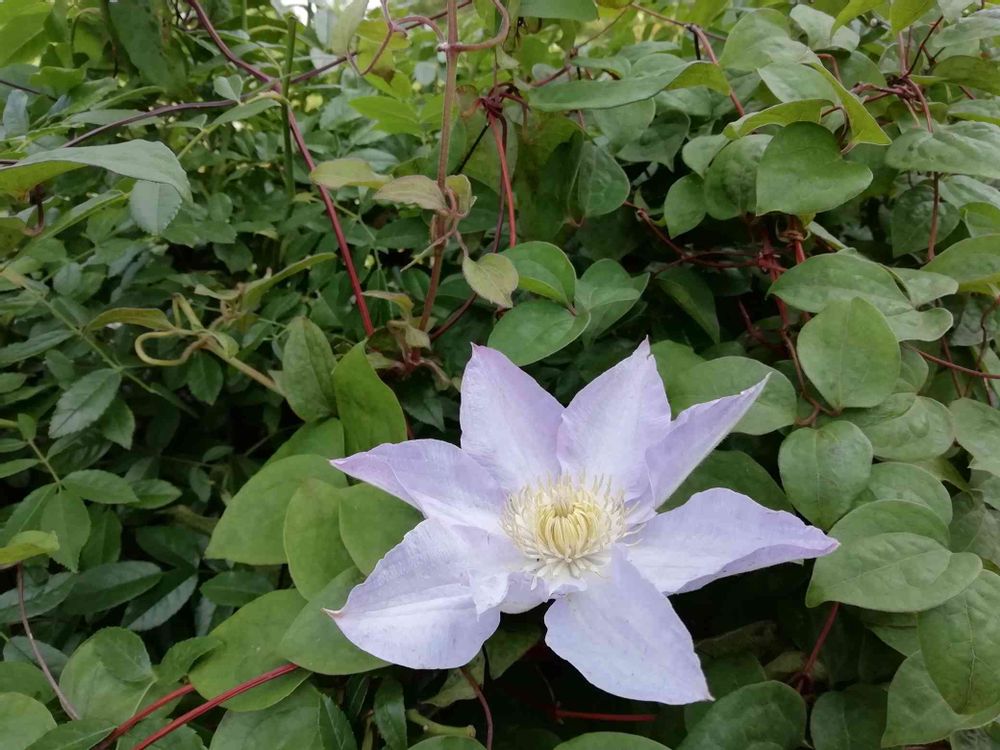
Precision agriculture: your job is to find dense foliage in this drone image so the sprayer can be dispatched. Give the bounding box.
[3,0,1000,747]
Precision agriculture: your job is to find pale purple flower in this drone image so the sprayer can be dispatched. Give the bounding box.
[327,341,837,704]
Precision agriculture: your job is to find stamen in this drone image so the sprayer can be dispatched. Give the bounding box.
[500,474,627,580]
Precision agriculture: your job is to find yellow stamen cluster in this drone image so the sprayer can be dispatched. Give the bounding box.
[501,474,627,580]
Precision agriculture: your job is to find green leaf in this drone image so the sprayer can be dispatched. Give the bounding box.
[924,234,1000,294]
[770,252,912,315]
[665,449,790,512]
[59,629,156,722]
[0,141,190,200]
[810,685,887,750]
[210,685,339,750]
[87,307,174,332]
[724,100,826,139]
[62,561,162,615]
[374,176,447,212]
[462,254,519,308]
[190,590,309,712]
[279,567,386,675]
[576,143,629,217]
[719,9,817,72]
[0,330,74,367]
[129,180,181,235]
[39,490,89,571]
[487,300,590,366]
[374,678,407,750]
[0,531,59,565]
[865,462,953,523]
[158,636,222,683]
[501,241,576,306]
[778,421,873,530]
[808,64,891,146]
[952,398,1000,475]
[919,571,1000,714]
[529,58,728,112]
[704,135,770,220]
[756,123,873,216]
[671,357,797,435]
[485,621,541,679]
[0,662,53,704]
[678,681,805,750]
[0,572,74,625]
[574,259,646,342]
[807,532,981,612]
[657,267,720,342]
[891,0,935,32]
[93,627,152,683]
[338,484,421,575]
[831,500,950,547]
[107,0,186,91]
[269,418,346,464]
[324,0,368,55]
[62,470,138,504]
[0,693,55,750]
[556,735,669,750]
[48,369,121,438]
[283,480,354,599]
[846,393,955,462]
[520,0,598,20]
[884,653,1000,746]
[22,719,115,750]
[310,158,389,190]
[797,297,900,409]
[663,174,706,237]
[206,455,347,565]
[201,572,273,608]
[888,123,1000,181]
[333,343,407,455]
[282,317,337,422]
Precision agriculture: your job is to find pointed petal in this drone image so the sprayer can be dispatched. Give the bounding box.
[627,487,839,594]
[544,551,709,705]
[329,520,504,669]
[557,340,671,503]
[332,439,505,533]
[460,345,563,493]
[647,378,767,507]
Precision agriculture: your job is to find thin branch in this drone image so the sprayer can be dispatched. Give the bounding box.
[904,16,944,76]
[490,118,516,248]
[131,664,299,750]
[905,344,1000,380]
[95,684,197,750]
[17,565,80,720]
[0,78,53,99]
[461,668,494,750]
[186,0,270,82]
[795,602,840,691]
[927,173,940,261]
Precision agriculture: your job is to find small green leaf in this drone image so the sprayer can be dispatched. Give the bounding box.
[374,678,407,750]
[924,234,1000,293]
[756,123,873,216]
[462,254,518,308]
[657,267,720,342]
[501,241,576,306]
[338,484,421,576]
[62,470,138,505]
[0,692,55,750]
[129,180,182,235]
[48,369,121,439]
[487,300,590,366]
[283,480,354,599]
[663,174,706,237]
[333,343,407,455]
[282,317,338,422]
[189,589,309,712]
[576,142,630,217]
[0,531,59,565]
[797,297,900,409]
[310,158,389,190]
[374,176,447,212]
[779,421,873,530]
[678,681,805,750]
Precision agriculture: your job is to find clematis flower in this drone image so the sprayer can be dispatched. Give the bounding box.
[327,342,837,704]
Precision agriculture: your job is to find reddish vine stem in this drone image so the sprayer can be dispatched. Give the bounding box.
[183,0,374,337]
[0,77,53,98]
[686,25,744,116]
[130,664,300,750]
[461,668,494,750]
[95,684,197,749]
[552,709,657,723]
[905,344,1000,380]
[287,115,374,336]
[796,602,840,691]
[64,99,241,147]
[490,117,517,248]
[903,16,943,76]
[16,565,80,720]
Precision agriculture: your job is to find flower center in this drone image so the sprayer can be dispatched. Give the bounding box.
[500,474,627,580]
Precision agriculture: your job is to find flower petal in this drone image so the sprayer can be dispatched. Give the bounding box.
[544,551,709,705]
[460,345,563,493]
[329,520,504,669]
[627,487,839,595]
[557,340,671,503]
[332,439,505,533]
[647,379,767,507]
